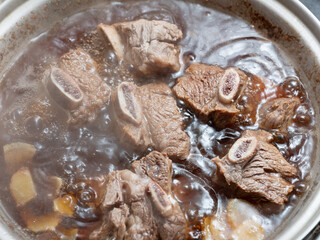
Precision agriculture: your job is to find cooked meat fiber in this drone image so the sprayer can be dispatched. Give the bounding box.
[90,170,157,240]
[173,63,267,129]
[98,19,182,76]
[113,81,190,160]
[132,151,172,193]
[90,152,187,240]
[212,130,297,205]
[140,83,190,159]
[133,152,186,240]
[259,97,300,131]
[113,82,151,149]
[48,49,111,125]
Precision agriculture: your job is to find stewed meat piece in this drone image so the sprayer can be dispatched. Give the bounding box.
[173,63,267,129]
[98,19,183,76]
[47,49,111,125]
[132,151,172,193]
[140,83,190,159]
[133,152,186,240]
[259,97,300,131]
[90,152,187,240]
[90,170,157,240]
[212,130,297,205]
[112,82,190,160]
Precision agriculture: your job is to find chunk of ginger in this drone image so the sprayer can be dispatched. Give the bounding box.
[4,142,36,174]
[232,219,264,240]
[25,212,60,232]
[204,199,265,240]
[10,167,36,206]
[48,176,63,198]
[227,199,262,229]
[54,194,76,217]
[57,227,78,239]
[20,206,61,233]
[203,210,231,240]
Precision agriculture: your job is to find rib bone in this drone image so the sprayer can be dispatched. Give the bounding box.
[148,181,172,217]
[218,68,240,104]
[116,82,143,125]
[228,137,258,163]
[98,24,124,60]
[48,67,83,110]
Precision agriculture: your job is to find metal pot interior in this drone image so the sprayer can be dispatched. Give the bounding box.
[0,0,319,239]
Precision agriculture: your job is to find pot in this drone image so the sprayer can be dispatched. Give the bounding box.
[0,0,319,239]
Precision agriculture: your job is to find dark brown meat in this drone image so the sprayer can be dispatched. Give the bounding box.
[55,48,111,124]
[113,82,190,160]
[212,130,297,205]
[173,63,267,128]
[259,97,300,131]
[98,19,182,76]
[91,152,187,240]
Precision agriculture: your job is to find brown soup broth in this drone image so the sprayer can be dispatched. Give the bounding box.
[0,1,315,239]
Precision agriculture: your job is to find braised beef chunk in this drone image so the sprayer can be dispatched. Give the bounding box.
[112,82,151,150]
[113,82,190,160]
[132,152,186,240]
[48,49,111,125]
[91,153,187,240]
[173,63,266,128]
[95,205,129,240]
[132,151,172,195]
[98,19,182,76]
[212,130,297,205]
[90,170,157,240]
[146,180,187,240]
[259,97,300,131]
[1,1,318,239]
[140,83,190,159]
[134,152,186,240]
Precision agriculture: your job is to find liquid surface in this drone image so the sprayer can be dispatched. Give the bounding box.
[0,1,315,239]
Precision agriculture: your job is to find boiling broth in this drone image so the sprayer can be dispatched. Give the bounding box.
[0,1,315,239]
